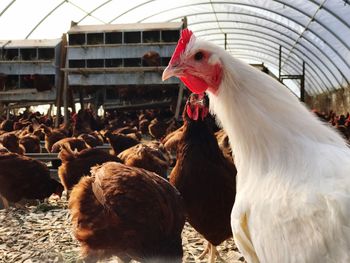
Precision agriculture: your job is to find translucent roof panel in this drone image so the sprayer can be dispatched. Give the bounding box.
[0,0,349,96]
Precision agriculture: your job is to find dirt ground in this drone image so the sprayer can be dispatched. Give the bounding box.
[0,196,244,263]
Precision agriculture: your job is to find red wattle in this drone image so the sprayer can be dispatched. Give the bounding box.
[186,104,200,120]
[201,107,209,120]
[180,76,208,94]
[186,104,193,119]
[193,105,199,120]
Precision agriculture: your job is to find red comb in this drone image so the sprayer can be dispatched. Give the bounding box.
[169,28,193,64]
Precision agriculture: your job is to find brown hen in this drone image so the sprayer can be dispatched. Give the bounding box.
[42,127,66,152]
[104,131,139,155]
[69,162,185,263]
[118,142,170,178]
[0,153,63,208]
[19,134,41,153]
[51,137,88,153]
[78,132,104,148]
[169,93,237,263]
[58,145,121,193]
[0,133,25,154]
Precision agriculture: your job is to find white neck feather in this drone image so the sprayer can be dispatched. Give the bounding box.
[207,56,348,182]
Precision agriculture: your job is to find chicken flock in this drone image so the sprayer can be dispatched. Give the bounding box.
[0,99,234,262]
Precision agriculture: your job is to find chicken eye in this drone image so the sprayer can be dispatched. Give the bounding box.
[194,51,204,61]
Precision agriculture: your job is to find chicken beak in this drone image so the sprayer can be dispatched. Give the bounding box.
[162,65,175,81]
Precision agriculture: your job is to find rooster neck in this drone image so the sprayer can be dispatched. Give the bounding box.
[207,57,348,181]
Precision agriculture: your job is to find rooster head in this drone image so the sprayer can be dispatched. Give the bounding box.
[184,93,209,121]
[162,28,223,95]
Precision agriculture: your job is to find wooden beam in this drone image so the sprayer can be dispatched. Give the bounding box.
[63,71,69,125]
[300,61,306,102]
[62,66,165,73]
[175,83,184,120]
[55,33,68,127]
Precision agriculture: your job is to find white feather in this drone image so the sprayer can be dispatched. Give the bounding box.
[190,38,350,262]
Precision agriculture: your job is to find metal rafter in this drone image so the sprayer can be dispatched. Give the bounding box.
[272,0,349,50]
[229,49,321,94]
[108,0,155,24]
[234,53,318,96]
[205,33,324,91]
[306,0,350,28]
[184,18,341,91]
[25,0,67,39]
[223,44,321,94]
[281,0,327,69]
[182,16,344,91]
[77,0,113,23]
[197,28,331,91]
[209,0,224,34]
[0,0,16,18]
[66,0,106,24]
[138,1,350,81]
[25,0,107,39]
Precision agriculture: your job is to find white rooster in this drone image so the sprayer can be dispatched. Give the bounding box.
[162,29,350,263]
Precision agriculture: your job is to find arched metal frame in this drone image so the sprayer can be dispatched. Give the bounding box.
[196,28,331,91]
[225,45,321,94]
[1,0,349,95]
[232,53,306,96]
[137,1,350,71]
[25,0,67,39]
[77,0,113,23]
[307,0,350,28]
[229,48,320,94]
[207,35,324,92]
[168,11,348,90]
[186,19,337,91]
[0,0,16,17]
[142,4,350,89]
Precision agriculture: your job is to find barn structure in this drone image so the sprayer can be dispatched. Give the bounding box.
[0,1,349,116]
[0,38,64,116]
[62,21,185,122]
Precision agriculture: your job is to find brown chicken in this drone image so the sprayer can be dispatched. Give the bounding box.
[118,142,170,178]
[51,137,88,153]
[72,109,95,137]
[0,133,25,154]
[58,144,121,193]
[19,134,41,153]
[162,125,184,154]
[69,161,185,263]
[215,129,233,160]
[0,119,14,132]
[0,153,63,208]
[148,118,168,140]
[139,118,150,135]
[142,51,161,67]
[169,93,237,262]
[0,144,9,153]
[42,127,67,152]
[78,132,104,148]
[104,132,139,155]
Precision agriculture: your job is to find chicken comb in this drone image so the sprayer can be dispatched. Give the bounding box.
[169,28,193,64]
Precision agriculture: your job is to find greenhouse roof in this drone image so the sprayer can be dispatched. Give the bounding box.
[0,0,349,95]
